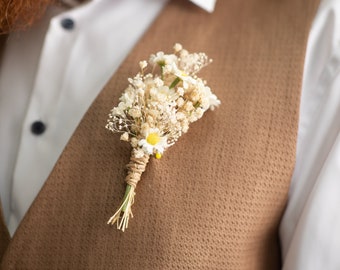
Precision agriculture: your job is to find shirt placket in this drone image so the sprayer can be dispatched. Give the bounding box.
[8,14,78,234]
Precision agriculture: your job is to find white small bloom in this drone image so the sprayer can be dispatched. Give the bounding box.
[149,51,178,67]
[182,123,189,133]
[201,86,221,110]
[120,132,129,142]
[177,87,184,96]
[153,77,164,87]
[149,52,165,65]
[163,64,173,74]
[118,101,129,112]
[137,88,145,96]
[179,49,189,58]
[208,94,221,110]
[176,97,185,107]
[164,54,177,65]
[174,43,183,52]
[139,60,147,70]
[176,112,186,120]
[130,75,144,88]
[184,101,194,112]
[195,108,204,118]
[189,90,200,103]
[128,107,142,118]
[111,107,124,117]
[169,114,178,124]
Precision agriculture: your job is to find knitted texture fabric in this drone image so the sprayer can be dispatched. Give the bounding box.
[0,201,10,262]
[1,0,320,269]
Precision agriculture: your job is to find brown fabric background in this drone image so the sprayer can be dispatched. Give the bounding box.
[1,0,319,269]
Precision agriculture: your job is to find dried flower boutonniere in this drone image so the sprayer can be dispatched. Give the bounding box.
[106,43,220,231]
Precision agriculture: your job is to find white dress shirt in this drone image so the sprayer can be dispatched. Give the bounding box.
[0,0,339,268]
[280,0,340,268]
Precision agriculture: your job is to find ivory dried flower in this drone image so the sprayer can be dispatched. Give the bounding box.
[106,44,220,231]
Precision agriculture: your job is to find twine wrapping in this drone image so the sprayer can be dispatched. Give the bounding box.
[107,150,150,231]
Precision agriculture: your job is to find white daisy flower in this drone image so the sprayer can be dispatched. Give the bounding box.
[138,128,168,157]
[149,52,177,66]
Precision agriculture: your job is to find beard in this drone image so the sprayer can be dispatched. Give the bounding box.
[0,0,55,34]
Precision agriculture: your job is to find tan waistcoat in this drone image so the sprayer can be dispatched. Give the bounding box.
[0,0,320,268]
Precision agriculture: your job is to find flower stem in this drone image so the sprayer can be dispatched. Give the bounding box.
[169,77,181,89]
[122,185,132,212]
[107,150,150,231]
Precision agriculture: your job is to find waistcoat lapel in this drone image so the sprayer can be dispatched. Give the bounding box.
[1,0,320,269]
[0,201,10,262]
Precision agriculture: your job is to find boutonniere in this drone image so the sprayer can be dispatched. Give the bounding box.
[106,43,220,231]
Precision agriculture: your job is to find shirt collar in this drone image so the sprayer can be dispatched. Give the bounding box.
[189,0,216,13]
[60,0,217,13]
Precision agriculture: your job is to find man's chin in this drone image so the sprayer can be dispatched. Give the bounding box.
[0,0,54,34]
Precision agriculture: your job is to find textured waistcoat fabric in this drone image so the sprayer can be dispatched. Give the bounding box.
[0,201,9,263]
[0,0,319,269]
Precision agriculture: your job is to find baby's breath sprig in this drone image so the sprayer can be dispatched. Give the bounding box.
[106,43,220,231]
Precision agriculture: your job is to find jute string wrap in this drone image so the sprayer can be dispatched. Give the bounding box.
[125,152,150,188]
[107,150,150,231]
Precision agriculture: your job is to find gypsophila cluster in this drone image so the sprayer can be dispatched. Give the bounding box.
[106,43,220,159]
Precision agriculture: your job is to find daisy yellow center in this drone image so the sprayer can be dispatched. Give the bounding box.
[146,133,160,145]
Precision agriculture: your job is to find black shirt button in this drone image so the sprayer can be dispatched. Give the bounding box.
[31,121,46,135]
[61,18,75,30]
